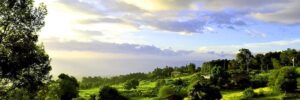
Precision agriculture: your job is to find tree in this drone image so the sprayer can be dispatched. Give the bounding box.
[236,48,254,72]
[271,58,281,69]
[124,79,139,90]
[58,73,79,100]
[268,67,297,93]
[187,63,196,73]
[210,66,229,88]
[254,54,265,71]
[157,86,183,100]
[98,86,128,100]
[0,0,51,99]
[189,79,222,100]
[280,48,297,66]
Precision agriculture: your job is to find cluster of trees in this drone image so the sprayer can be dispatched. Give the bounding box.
[151,63,199,79]
[80,73,148,89]
[199,48,300,89]
[36,74,80,100]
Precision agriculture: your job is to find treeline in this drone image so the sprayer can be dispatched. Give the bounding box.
[80,63,199,89]
[202,48,300,73]
[80,73,148,89]
[199,48,300,89]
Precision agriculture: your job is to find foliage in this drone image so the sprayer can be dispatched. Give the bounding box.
[187,63,196,73]
[250,73,268,88]
[268,67,297,93]
[236,48,254,71]
[210,66,230,88]
[227,70,250,89]
[0,0,51,99]
[243,87,255,98]
[58,73,80,100]
[41,82,60,100]
[124,79,139,90]
[151,66,174,79]
[157,86,183,100]
[80,72,148,89]
[172,79,187,87]
[89,94,96,100]
[98,86,128,100]
[272,58,282,69]
[201,59,230,74]
[189,79,222,100]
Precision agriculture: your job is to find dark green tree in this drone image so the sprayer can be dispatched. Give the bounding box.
[98,86,128,100]
[0,0,51,99]
[124,79,139,90]
[254,54,265,71]
[236,48,254,72]
[210,66,229,88]
[189,79,222,100]
[280,48,297,66]
[268,67,297,93]
[58,73,79,100]
[187,63,196,73]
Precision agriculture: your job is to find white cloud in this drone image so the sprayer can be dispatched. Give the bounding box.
[197,38,300,54]
[244,29,266,38]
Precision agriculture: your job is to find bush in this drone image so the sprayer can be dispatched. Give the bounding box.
[157,86,183,100]
[98,86,128,100]
[268,67,297,93]
[243,87,255,98]
[172,79,187,87]
[124,79,139,90]
[189,80,222,100]
[250,74,268,88]
[89,94,96,100]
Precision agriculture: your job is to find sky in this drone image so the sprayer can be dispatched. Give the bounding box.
[34,0,300,77]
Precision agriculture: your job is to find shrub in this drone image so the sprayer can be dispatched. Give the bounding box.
[268,67,297,93]
[243,87,255,98]
[89,94,96,100]
[157,86,183,100]
[172,79,187,87]
[189,80,222,100]
[250,74,268,88]
[124,79,139,90]
[98,86,128,100]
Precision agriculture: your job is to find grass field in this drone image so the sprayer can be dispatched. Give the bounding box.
[79,80,158,99]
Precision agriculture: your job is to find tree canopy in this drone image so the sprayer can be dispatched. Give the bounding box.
[0,0,51,99]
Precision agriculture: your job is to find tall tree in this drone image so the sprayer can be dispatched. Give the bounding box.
[280,48,297,66]
[187,63,196,73]
[255,54,265,71]
[0,0,51,99]
[58,73,79,100]
[236,48,253,72]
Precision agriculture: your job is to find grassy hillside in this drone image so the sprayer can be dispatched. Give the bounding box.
[79,67,300,100]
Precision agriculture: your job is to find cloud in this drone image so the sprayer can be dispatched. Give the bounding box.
[44,40,192,56]
[200,0,300,24]
[244,29,266,38]
[120,0,198,12]
[253,1,300,24]
[41,0,252,35]
[197,38,300,54]
[43,39,233,76]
